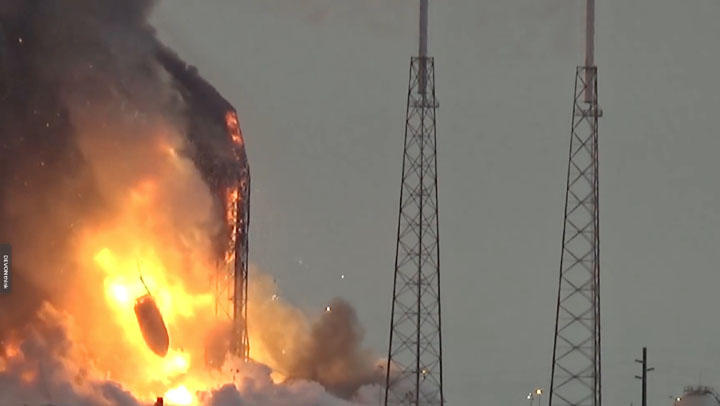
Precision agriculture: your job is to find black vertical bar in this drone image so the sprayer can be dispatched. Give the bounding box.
[431,59,444,405]
[593,68,601,406]
[244,175,251,359]
[642,347,647,406]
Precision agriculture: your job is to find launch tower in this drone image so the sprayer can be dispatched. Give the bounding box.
[156,47,251,361]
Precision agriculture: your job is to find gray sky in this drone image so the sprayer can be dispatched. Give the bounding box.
[150,1,720,405]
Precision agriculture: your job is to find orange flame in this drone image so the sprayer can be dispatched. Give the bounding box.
[225,111,244,146]
[10,110,294,405]
[224,187,240,265]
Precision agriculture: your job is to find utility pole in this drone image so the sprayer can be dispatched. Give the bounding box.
[635,347,655,406]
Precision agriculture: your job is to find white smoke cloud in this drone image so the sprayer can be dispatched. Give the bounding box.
[0,303,141,406]
[0,302,383,406]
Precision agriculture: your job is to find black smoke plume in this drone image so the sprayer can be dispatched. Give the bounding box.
[0,0,243,337]
[286,298,383,398]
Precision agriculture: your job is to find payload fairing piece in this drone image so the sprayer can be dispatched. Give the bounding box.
[134,277,169,357]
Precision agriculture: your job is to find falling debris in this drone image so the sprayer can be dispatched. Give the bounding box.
[133,277,169,357]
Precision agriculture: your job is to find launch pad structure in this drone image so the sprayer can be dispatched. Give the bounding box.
[230,165,250,360]
[220,109,251,361]
[384,0,444,404]
[155,47,251,362]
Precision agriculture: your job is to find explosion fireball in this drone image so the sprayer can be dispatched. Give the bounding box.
[0,1,384,405]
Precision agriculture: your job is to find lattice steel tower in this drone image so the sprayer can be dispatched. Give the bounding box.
[384,0,443,404]
[228,111,251,361]
[156,48,251,362]
[216,109,250,361]
[231,171,250,360]
[548,2,603,406]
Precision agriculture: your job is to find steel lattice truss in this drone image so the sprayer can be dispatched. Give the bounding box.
[549,66,601,406]
[215,174,250,361]
[232,173,250,360]
[215,111,251,361]
[385,56,444,406]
